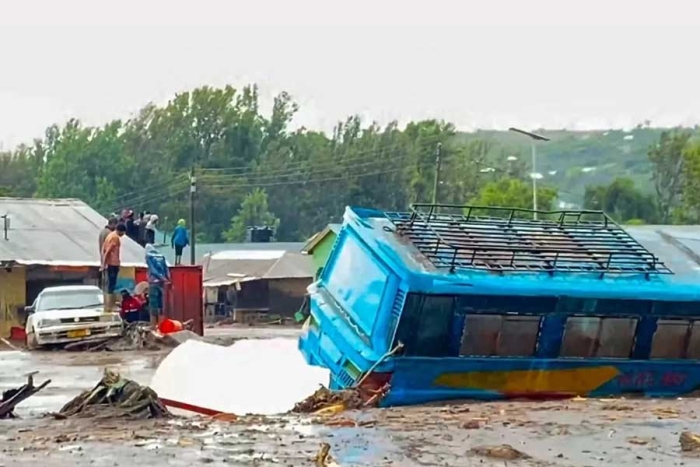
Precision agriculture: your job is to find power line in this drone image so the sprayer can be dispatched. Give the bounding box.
[107,173,188,204]
[99,137,443,210]
[109,179,190,212]
[196,134,445,174]
[200,160,446,192]
[197,140,443,184]
[198,155,412,184]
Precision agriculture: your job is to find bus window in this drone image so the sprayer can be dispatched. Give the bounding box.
[596,318,638,358]
[417,296,455,357]
[460,315,502,356]
[650,320,691,359]
[459,315,541,357]
[686,322,700,359]
[561,317,639,358]
[497,316,541,357]
[395,294,454,357]
[560,317,601,357]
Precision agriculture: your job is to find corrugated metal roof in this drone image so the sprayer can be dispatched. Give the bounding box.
[158,241,304,265]
[625,225,700,280]
[202,250,314,287]
[0,197,146,267]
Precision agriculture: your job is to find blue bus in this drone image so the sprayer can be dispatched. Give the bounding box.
[298,204,700,407]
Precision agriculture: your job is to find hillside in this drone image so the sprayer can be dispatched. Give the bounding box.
[458,127,696,205]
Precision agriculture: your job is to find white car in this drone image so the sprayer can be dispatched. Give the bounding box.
[25,285,123,349]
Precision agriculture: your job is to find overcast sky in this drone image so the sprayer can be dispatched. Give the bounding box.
[1,0,699,149]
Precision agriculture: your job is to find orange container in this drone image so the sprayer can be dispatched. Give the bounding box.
[159,318,184,335]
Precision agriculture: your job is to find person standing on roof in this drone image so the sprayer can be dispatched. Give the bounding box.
[171,219,190,265]
[124,210,139,243]
[138,212,151,247]
[101,223,126,313]
[145,214,159,245]
[99,217,118,261]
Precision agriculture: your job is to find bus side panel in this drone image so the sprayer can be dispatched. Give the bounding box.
[382,356,700,406]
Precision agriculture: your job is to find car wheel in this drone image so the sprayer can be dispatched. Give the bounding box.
[26,330,38,350]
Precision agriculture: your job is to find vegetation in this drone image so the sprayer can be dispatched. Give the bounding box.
[1,84,700,241]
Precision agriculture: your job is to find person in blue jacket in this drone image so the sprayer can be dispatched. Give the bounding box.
[171,218,190,265]
[145,244,170,327]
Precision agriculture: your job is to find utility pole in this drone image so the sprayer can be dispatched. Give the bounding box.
[508,128,550,220]
[531,142,538,220]
[432,142,442,204]
[189,167,197,265]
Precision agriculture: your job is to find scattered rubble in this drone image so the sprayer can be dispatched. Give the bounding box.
[63,322,161,352]
[680,431,700,452]
[469,444,531,461]
[292,386,366,414]
[63,322,202,352]
[627,436,653,446]
[53,368,171,420]
[314,442,340,467]
[0,372,51,419]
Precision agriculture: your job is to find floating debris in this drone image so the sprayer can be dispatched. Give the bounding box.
[469,444,531,461]
[53,369,171,420]
[292,386,366,414]
[0,372,51,419]
[314,442,340,466]
[680,432,700,452]
[461,418,488,429]
[628,437,652,446]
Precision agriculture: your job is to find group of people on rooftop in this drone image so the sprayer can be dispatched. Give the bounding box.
[98,209,189,327]
[118,210,160,247]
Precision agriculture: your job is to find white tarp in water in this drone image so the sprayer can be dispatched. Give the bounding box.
[150,338,329,415]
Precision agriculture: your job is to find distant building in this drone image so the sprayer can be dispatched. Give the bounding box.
[202,249,314,322]
[302,224,342,278]
[0,198,146,338]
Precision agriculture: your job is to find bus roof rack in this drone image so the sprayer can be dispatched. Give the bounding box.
[384,204,673,278]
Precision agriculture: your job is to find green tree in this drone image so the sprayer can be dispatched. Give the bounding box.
[648,129,692,223]
[224,188,280,242]
[470,178,558,212]
[583,177,659,224]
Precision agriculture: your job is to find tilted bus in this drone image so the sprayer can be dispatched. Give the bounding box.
[299,204,700,406]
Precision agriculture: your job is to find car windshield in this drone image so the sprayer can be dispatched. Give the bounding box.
[36,290,104,312]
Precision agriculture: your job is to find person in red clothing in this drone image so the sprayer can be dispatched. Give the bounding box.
[120,289,148,323]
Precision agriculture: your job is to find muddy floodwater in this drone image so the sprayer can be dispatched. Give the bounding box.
[2,327,700,466]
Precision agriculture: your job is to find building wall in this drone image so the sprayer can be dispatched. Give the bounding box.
[311,232,338,277]
[0,267,26,338]
[268,277,312,317]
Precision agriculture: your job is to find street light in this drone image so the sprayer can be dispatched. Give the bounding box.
[508,127,550,219]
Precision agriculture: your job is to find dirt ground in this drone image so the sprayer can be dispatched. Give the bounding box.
[3,327,700,466]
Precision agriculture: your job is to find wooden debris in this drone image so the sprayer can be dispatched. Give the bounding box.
[470,444,531,461]
[462,418,488,429]
[314,442,340,467]
[628,436,652,446]
[292,386,365,414]
[680,431,700,452]
[0,372,51,419]
[53,368,171,420]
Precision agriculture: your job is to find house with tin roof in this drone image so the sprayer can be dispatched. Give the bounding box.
[0,197,146,337]
[201,248,314,322]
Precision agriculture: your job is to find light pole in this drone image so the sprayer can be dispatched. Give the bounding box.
[508,127,550,220]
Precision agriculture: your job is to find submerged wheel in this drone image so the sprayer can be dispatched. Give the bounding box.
[26,330,38,350]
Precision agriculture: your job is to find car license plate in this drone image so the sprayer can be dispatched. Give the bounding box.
[67,329,91,339]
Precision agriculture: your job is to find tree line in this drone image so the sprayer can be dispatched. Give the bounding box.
[0,84,698,242]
